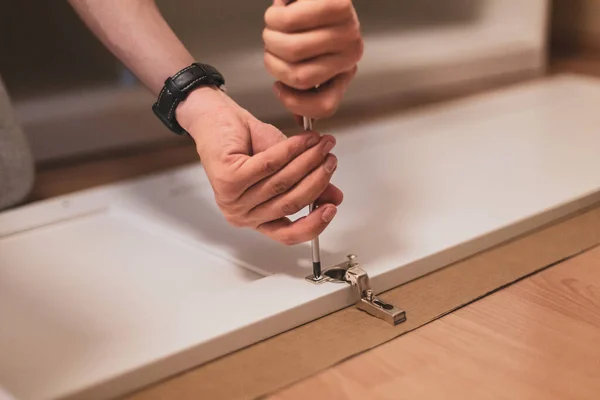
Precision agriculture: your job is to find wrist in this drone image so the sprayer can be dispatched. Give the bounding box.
[152,62,226,135]
[176,85,229,133]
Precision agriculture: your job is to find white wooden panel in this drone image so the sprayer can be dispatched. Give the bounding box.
[2,75,600,400]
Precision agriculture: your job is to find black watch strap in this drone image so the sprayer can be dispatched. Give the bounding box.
[152,63,225,135]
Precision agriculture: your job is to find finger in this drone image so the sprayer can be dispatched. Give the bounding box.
[258,204,338,245]
[265,49,360,90]
[263,23,359,63]
[247,153,338,224]
[265,0,355,33]
[315,183,343,207]
[248,119,287,153]
[274,67,356,118]
[243,135,336,209]
[235,131,321,191]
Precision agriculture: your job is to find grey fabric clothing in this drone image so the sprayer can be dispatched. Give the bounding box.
[0,74,34,210]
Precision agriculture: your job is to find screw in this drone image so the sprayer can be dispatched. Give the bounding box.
[347,254,357,266]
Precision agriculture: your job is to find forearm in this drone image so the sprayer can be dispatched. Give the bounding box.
[68,0,193,94]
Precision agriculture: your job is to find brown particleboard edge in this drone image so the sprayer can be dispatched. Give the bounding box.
[122,203,600,400]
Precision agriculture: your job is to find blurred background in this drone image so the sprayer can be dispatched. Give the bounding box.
[0,0,598,196]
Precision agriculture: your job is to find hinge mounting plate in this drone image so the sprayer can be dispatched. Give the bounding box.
[305,255,407,326]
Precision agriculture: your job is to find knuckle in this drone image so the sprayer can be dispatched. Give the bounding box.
[353,15,362,32]
[286,139,304,158]
[273,180,291,195]
[278,233,299,246]
[354,37,365,61]
[320,96,339,117]
[222,212,246,228]
[263,53,275,74]
[264,6,274,26]
[287,68,303,87]
[279,91,301,110]
[228,218,245,228]
[215,194,242,215]
[282,201,302,216]
[213,185,234,202]
[342,27,360,49]
[343,26,363,61]
[279,14,296,32]
[262,159,281,175]
[287,42,306,63]
[344,0,355,15]
[288,68,312,90]
[313,96,338,119]
[212,174,238,198]
[333,0,354,16]
[348,22,362,44]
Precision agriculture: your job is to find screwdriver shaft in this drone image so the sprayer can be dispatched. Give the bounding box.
[303,116,322,279]
[283,0,321,279]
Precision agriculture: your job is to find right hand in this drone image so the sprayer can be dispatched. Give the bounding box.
[176,86,343,245]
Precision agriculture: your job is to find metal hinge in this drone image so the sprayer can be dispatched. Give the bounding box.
[306,254,407,326]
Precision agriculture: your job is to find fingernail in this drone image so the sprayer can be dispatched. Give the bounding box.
[324,155,337,173]
[306,134,320,148]
[322,206,337,223]
[322,139,335,155]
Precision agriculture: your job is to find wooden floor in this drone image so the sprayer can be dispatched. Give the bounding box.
[270,245,600,400]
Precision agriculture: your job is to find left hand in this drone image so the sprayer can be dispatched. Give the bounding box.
[263,0,363,120]
[177,87,343,245]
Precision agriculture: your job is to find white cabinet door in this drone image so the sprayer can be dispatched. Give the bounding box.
[2,75,600,400]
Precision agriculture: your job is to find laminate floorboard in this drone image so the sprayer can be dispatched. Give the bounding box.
[270,246,600,400]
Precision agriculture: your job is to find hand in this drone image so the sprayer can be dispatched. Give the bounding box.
[263,0,363,120]
[176,87,343,245]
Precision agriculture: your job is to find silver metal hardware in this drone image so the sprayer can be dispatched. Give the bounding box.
[305,254,407,326]
[303,116,323,280]
[347,254,357,267]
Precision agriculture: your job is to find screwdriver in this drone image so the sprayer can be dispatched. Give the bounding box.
[283,0,322,279]
[302,117,322,280]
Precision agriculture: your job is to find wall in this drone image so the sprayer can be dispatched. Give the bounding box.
[0,1,118,100]
[552,0,600,53]
[1,0,547,100]
[4,0,549,162]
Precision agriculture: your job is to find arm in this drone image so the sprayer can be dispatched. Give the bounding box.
[68,0,192,94]
[68,0,342,245]
[68,0,219,130]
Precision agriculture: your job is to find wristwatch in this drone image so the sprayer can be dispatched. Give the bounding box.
[152,63,226,135]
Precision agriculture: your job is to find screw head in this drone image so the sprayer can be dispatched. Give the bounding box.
[347,254,357,267]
